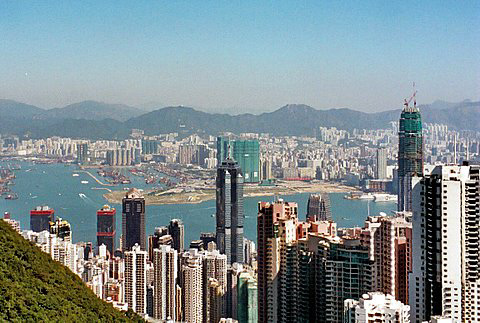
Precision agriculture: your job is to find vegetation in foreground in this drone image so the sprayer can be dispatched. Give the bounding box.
[0,220,143,322]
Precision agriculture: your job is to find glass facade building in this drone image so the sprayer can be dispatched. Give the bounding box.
[217,137,260,183]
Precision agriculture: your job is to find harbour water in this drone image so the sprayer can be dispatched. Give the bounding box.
[0,161,397,247]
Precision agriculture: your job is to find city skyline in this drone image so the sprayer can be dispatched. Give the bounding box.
[1,1,479,112]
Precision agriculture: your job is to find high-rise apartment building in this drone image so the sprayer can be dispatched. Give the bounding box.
[153,245,178,321]
[203,250,227,322]
[124,244,147,315]
[257,198,374,322]
[362,214,412,305]
[257,200,298,323]
[30,206,55,232]
[97,205,116,256]
[216,158,244,264]
[409,163,480,322]
[217,137,260,183]
[168,219,185,253]
[306,193,332,221]
[321,239,373,322]
[376,148,388,179]
[344,292,410,323]
[398,102,423,211]
[76,143,88,164]
[122,189,146,251]
[148,226,170,260]
[238,271,258,323]
[181,250,204,323]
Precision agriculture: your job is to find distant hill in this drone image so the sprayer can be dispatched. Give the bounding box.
[0,220,142,322]
[126,101,480,136]
[46,101,144,122]
[0,99,44,117]
[0,99,479,139]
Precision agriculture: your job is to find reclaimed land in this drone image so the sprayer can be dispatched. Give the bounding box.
[103,181,358,205]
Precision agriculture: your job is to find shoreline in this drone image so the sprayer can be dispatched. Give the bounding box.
[103,181,359,205]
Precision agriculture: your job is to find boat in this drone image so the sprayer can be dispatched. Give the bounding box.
[373,193,398,202]
[81,180,89,184]
[79,193,86,198]
[358,193,374,200]
[5,193,18,200]
[72,173,80,177]
[211,214,215,218]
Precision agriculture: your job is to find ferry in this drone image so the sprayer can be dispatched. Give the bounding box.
[373,194,398,202]
[358,193,374,200]
[81,180,89,184]
[72,173,80,177]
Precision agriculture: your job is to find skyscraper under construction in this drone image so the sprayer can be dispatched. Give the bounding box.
[398,96,423,212]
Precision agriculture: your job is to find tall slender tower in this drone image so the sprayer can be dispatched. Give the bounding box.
[125,244,147,314]
[257,200,298,323]
[376,148,388,179]
[216,158,244,264]
[409,163,480,322]
[153,245,178,321]
[398,97,423,211]
[122,188,146,251]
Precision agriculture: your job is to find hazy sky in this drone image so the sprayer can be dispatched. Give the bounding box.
[1,1,479,113]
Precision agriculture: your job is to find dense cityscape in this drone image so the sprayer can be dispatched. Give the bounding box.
[1,96,480,323]
[1,2,479,323]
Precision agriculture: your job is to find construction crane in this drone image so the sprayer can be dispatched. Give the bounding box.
[403,82,418,109]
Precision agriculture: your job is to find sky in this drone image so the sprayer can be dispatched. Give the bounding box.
[0,1,479,113]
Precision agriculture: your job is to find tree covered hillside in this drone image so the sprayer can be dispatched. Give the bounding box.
[0,220,143,322]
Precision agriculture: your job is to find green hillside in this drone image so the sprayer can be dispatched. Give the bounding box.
[0,220,143,322]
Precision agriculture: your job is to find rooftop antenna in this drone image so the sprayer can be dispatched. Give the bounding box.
[227,143,232,160]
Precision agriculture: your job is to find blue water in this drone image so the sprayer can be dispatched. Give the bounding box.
[0,161,396,247]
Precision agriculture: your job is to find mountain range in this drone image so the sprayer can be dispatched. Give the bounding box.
[0,99,478,139]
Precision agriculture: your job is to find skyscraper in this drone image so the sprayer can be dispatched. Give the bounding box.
[153,245,178,321]
[76,143,88,164]
[321,239,373,322]
[216,158,244,264]
[125,244,147,315]
[122,189,146,251]
[306,193,332,221]
[97,205,116,256]
[409,163,480,322]
[362,214,412,305]
[376,148,388,179]
[148,226,170,260]
[397,101,423,211]
[168,219,185,253]
[238,271,258,323]
[257,200,298,323]
[217,137,260,183]
[203,250,227,322]
[30,206,55,232]
[181,250,204,323]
